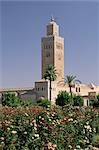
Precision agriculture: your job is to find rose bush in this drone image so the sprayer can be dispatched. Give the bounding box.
[0,105,99,150]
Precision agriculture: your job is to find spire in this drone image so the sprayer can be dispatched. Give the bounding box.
[47,16,59,36]
[51,16,55,22]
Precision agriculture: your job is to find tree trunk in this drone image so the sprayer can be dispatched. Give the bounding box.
[69,85,73,105]
[69,85,72,95]
[49,79,52,101]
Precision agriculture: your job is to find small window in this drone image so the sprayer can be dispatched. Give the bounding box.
[46,52,50,57]
[38,88,39,91]
[76,87,78,92]
[79,88,80,92]
[42,87,43,91]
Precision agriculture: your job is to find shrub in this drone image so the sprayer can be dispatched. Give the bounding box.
[90,99,99,108]
[56,91,84,107]
[73,95,84,106]
[97,94,99,101]
[22,99,37,107]
[89,94,99,108]
[1,92,22,107]
[0,105,99,149]
[37,98,51,108]
[92,134,99,147]
[56,91,72,107]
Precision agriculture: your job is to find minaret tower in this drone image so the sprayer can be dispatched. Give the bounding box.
[41,17,64,81]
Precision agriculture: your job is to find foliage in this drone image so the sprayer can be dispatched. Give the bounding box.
[64,75,76,85]
[97,94,99,101]
[44,65,57,81]
[93,100,99,108]
[1,92,22,107]
[22,99,37,107]
[56,91,83,107]
[56,91,72,106]
[0,105,99,149]
[90,95,99,108]
[44,65,57,101]
[93,94,99,107]
[73,95,84,106]
[92,134,99,147]
[1,93,37,108]
[37,99,51,108]
[64,75,81,94]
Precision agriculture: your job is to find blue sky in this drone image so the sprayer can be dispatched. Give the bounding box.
[0,1,99,88]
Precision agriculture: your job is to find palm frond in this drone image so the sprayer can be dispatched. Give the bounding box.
[44,65,57,81]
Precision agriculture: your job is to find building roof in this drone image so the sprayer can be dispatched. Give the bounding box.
[0,88,33,93]
[35,79,48,83]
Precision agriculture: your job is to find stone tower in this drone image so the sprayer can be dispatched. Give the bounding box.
[41,17,64,81]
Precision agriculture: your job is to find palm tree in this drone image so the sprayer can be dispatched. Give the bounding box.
[44,65,57,101]
[64,75,81,96]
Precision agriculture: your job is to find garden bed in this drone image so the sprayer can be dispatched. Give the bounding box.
[0,105,99,150]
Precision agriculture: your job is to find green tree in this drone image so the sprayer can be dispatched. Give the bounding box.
[56,91,71,107]
[44,65,57,101]
[2,92,22,107]
[64,75,81,96]
[97,94,99,101]
[73,95,84,106]
[37,98,51,108]
[22,99,37,107]
[90,94,99,108]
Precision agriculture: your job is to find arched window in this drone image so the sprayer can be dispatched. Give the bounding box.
[46,52,50,57]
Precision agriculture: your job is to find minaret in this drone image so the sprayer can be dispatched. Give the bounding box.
[41,17,64,81]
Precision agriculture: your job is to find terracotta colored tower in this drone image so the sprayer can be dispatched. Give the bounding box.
[41,17,64,81]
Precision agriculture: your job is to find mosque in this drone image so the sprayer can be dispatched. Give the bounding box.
[34,17,99,105]
[0,17,99,106]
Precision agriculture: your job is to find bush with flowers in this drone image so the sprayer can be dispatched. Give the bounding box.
[0,104,99,150]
